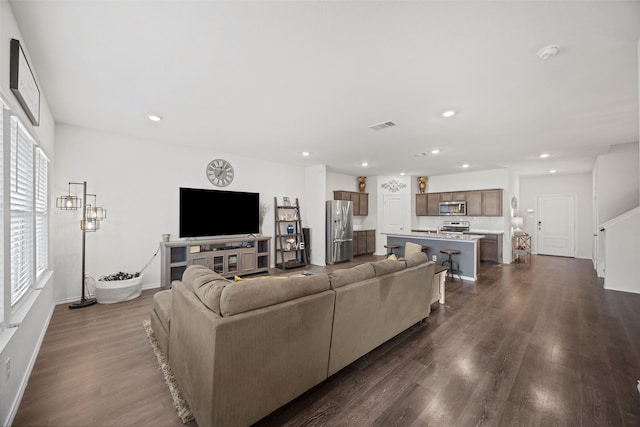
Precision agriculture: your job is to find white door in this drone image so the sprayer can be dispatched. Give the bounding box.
[536,195,576,257]
[383,195,405,233]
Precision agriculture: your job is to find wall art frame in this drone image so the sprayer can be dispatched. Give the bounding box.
[10,38,40,126]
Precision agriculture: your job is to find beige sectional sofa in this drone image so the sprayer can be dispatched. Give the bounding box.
[151,252,435,427]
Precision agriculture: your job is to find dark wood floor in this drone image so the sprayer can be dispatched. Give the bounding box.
[13,255,640,426]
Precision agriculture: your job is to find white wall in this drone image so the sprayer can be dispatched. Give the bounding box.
[519,173,593,259]
[426,168,511,193]
[0,1,56,425]
[54,124,307,302]
[595,141,639,224]
[593,142,640,276]
[305,164,326,266]
[602,210,640,293]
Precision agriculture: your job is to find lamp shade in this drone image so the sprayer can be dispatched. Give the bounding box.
[511,216,524,228]
[56,194,81,210]
[81,218,100,232]
[512,216,524,235]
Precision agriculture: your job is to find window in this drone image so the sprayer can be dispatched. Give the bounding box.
[0,101,49,327]
[35,148,48,277]
[10,117,35,305]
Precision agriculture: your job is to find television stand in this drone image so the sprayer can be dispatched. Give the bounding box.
[160,236,271,289]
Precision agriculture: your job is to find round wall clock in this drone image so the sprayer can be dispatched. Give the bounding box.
[206,159,234,187]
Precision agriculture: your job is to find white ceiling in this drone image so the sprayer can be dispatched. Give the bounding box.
[9,0,640,178]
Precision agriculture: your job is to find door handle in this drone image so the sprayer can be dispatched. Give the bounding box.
[537,221,542,230]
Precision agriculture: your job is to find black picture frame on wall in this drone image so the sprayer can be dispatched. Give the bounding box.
[10,38,40,126]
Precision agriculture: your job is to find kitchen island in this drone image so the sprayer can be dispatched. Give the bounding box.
[384,231,485,281]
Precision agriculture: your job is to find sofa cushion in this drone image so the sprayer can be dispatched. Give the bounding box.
[220,273,331,316]
[405,251,428,268]
[371,258,405,276]
[152,289,172,331]
[329,263,376,289]
[182,264,231,315]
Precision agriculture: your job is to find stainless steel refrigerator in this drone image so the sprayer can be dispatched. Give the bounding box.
[326,200,353,264]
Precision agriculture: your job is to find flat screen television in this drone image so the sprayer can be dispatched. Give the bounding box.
[179,187,260,238]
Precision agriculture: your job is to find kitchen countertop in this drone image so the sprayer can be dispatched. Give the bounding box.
[412,228,504,235]
[385,231,485,241]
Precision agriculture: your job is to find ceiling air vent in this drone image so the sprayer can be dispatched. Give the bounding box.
[369,121,397,131]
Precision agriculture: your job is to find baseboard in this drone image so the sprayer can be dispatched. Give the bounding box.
[5,297,55,427]
[56,281,162,305]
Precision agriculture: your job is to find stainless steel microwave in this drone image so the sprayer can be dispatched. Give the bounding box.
[439,201,467,216]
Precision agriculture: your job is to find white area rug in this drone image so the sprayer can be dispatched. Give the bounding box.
[142,320,195,424]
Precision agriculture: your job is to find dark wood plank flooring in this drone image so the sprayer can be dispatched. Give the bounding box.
[13,255,640,426]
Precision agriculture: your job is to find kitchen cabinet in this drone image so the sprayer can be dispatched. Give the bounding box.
[478,233,503,263]
[415,193,440,216]
[466,191,482,216]
[416,194,427,216]
[353,229,375,256]
[334,191,369,216]
[440,191,466,202]
[481,190,503,216]
[415,189,502,216]
[427,193,440,216]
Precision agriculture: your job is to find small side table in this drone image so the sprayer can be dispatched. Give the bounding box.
[512,234,531,263]
[434,265,448,304]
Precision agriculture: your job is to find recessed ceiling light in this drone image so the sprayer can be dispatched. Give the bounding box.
[461,163,470,168]
[549,169,557,174]
[539,153,550,158]
[442,110,456,118]
[400,172,405,176]
[301,151,310,157]
[147,114,163,122]
[431,149,440,155]
[414,152,427,157]
[361,162,369,167]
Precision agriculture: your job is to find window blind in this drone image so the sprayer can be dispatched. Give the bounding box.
[10,117,34,306]
[35,148,48,277]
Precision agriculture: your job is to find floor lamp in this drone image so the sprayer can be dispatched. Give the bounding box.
[56,181,107,309]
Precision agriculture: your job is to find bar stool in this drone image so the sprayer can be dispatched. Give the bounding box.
[384,244,400,256]
[440,249,461,281]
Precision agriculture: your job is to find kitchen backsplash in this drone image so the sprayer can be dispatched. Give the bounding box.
[415,216,505,232]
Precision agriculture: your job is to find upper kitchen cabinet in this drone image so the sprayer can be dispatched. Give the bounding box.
[416,193,445,216]
[481,189,503,216]
[416,194,427,216]
[440,192,466,202]
[466,191,482,216]
[333,190,369,216]
[427,193,440,216]
[415,189,503,217]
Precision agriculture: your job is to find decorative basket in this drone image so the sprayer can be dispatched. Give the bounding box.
[89,274,143,304]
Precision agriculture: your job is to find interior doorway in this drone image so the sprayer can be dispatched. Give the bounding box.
[536,195,576,257]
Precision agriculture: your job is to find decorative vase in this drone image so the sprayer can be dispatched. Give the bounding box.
[418,177,428,193]
[357,176,367,193]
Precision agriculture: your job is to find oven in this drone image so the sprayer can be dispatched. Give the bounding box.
[439,221,470,234]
